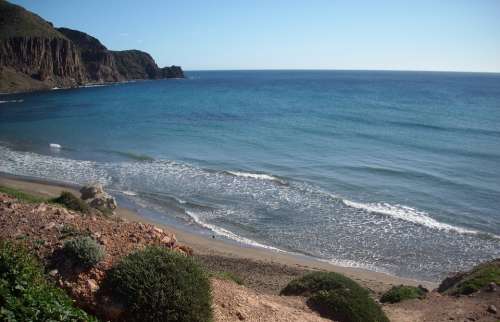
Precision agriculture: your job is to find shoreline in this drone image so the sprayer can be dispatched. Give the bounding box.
[0,172,436,293]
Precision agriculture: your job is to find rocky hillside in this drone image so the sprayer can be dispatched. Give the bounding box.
[0,0,184,93]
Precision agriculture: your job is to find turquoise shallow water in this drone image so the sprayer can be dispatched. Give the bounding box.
[1,70,499,281]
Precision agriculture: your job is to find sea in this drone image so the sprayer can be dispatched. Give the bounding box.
[1,70,499,282]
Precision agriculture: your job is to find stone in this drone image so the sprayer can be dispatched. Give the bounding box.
[161,235,175,246]
[486,282,497,292]
[487,304,497,314]
[87,279,99,292]
[49,269,58,277]
[106,197,117,210]
[43,222,56,230]
[236,310,246,320]
[81,184,117,213]
[175,245,193,256]
[55,208,69,216]
[34,204,48,212]
[89,198,105,208]
[80,184,104,200]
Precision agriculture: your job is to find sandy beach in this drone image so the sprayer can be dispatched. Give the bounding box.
[0,173,435,295]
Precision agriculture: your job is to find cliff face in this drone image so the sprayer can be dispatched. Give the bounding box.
[112,50,160,80]
[0,0,184,93]
[57,28,124,83]
[0,36,87,91]
[161,65,185,79]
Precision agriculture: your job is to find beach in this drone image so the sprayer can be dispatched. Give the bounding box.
[0,173,435,294]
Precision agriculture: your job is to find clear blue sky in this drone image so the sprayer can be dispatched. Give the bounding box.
[11,0,500,72]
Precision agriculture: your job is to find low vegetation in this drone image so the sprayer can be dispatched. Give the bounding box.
[281,272,389,322]
[52,191,91,213]
[0,186,91,214]
[105,246,212,322]
[0,240,97,321]
[380,285,427,303]
[0,185,46,203]
[439,259,500,295]
[63,236,105,267]
[59,224,91,239]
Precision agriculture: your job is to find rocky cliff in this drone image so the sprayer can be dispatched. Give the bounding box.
[0,0,184,93]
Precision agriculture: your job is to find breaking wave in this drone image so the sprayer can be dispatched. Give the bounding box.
[225,171,287,185]
[342,199,487,236]
[185,210,284,252]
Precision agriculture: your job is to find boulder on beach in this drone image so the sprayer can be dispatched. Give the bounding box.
[80,184,117,213]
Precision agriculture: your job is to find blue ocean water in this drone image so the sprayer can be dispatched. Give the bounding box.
[1,70,499,281]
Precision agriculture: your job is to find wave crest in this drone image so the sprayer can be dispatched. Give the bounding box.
[225,171,287,185]
[342,199,487,236]
[185,210,284,252]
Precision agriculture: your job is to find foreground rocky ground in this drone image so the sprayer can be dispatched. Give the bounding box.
[384,291,500,322]
[0,189,499,321]
[0,192,328,321]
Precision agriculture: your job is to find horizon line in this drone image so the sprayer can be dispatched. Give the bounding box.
[182,68,500,75]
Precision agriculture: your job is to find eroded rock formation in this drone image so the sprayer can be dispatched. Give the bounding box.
[0,0,184,93]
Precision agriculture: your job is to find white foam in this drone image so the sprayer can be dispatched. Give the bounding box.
[121,190,137,196]
[0,145,111,186]
[0,99,23,104]
[49,143,61,149]
[185,210,284,252]
[227,171,286,184]
[342,199,481,235]
[317,257,389,274]
[80,83,108,88]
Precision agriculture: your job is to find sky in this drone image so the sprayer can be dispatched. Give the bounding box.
[10,0,500,72]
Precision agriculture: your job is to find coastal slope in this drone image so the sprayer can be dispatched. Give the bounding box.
[0,0,184,93]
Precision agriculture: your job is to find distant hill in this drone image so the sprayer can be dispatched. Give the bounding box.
[0,0,183,93]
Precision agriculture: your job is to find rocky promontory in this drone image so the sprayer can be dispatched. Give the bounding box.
[0,0,184,93]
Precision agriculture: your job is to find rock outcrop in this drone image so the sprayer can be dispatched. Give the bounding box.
[80,184,117,213]
[0,0,184,93]
[57,28,123,83]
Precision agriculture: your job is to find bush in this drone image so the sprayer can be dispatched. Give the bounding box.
[52,191,90,213]
[380,285,427,303]
[440,259,500,295]
[281,272,389,322]
[63,237,105,267]
[0,240,97,321]
[281,271,361,296]
[105,246,212,322]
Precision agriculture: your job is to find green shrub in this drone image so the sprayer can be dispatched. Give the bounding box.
[0,185,46,203]
[438,259,500,295]
[380,285,427,303]
[309,289,389,322]
[52,191,90,213]
[281,271,361,296]
[281,272,389,322]
[63,237,105,267]
[105,246,212,322]
[212,271,244,285]
[0,240,97,321]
